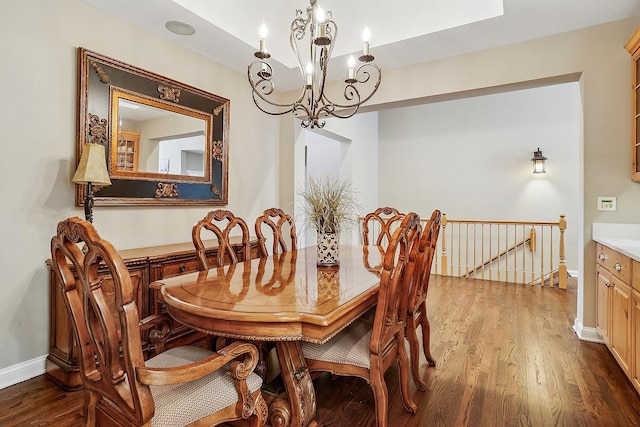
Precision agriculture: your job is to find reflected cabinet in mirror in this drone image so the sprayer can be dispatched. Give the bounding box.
[76,48,229,206]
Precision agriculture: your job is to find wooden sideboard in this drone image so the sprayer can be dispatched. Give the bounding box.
[46,238,257,391]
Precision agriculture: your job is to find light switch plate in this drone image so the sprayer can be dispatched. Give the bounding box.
[597,196,617,211]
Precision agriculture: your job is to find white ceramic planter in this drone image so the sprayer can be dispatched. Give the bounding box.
[317,232,339,267]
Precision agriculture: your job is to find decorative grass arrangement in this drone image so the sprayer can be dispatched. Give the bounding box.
[299,176,360,235]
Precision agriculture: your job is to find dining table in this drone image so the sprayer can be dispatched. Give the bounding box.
[151,244,384,427]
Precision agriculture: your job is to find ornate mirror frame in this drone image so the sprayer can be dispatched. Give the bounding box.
[75,48,229,206]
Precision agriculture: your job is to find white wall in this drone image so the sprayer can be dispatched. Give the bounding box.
[0,0,280,372]
[305,132,343,179]
[378,82,581,271]
[291,112,380,246]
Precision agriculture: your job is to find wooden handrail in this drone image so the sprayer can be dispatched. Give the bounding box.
[439,214,567,289]
[464,237,530,278]
[357,213,567,289]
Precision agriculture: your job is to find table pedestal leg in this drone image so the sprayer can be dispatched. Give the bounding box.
[270,341,316,427]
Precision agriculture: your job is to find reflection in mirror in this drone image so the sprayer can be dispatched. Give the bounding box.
[111,88,212,182]
[77,48,230,206]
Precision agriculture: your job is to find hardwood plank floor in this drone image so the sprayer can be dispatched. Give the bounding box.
[1,276,639,426]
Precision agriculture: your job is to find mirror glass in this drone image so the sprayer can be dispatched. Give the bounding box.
[76,48,230,206]
[111,89,211,182]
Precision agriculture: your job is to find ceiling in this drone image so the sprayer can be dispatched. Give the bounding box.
[83,0,640,92]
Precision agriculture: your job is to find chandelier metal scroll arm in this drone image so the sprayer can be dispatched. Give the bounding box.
[326,63,381,111]
[247,60,309,116]
[248,0,381,128]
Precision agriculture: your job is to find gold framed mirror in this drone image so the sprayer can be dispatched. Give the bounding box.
[76,48,229,206]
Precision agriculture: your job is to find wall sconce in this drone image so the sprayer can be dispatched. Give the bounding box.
[72,143,112,222]
[531,148,547,174]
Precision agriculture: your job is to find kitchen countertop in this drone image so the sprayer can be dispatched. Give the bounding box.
[592,223,640,261]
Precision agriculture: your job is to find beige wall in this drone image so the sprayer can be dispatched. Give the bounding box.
[0,0,279,370]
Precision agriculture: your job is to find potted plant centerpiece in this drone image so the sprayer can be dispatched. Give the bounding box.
[299,176,360,267]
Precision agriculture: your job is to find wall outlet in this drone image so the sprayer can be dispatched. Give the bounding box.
[597,196,616,211]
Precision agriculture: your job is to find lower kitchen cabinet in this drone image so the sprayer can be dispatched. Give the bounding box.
[596,243,639,395]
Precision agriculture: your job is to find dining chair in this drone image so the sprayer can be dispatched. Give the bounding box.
[253,208,297,382]
[50,217,266,427]
[301,213,422,427]
[361,206,406,247]
[254,207,297,258]
[405,209,442,391]
[192,209,251,270]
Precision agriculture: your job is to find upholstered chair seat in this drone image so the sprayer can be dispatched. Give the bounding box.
[301,320,372,369]
[144,346,264,427]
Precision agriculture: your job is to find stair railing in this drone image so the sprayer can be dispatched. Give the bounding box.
[357,213,567,288]
[438,214,567,288]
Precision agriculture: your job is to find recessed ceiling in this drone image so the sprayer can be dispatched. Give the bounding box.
[170,0,504,68]
[82,0,640,91]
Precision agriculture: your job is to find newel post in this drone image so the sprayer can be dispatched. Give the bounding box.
[558,214,567,289]
[441,213,448,276]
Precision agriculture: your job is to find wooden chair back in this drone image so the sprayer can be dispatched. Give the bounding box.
[362,206,405,247]
[410,209,442,311]
[51,217,156,424]
[303,212,422,427]
[254,207,297,257]
[51,217,267,426]
[370,212,422,356]
[405,209,442,390]
[192,209,251,270]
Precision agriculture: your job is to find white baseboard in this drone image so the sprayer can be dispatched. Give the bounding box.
[567,269,579,278]
[0,355,47,390]
[573,318,604,343]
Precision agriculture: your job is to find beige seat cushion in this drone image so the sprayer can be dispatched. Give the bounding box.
[301,320,372,368]
[145,346,263,427]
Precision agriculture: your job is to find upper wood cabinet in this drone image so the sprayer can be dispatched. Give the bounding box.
[625,26,640,181]
[116,130,140,172]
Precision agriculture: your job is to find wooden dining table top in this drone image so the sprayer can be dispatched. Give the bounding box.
[154,244,384,344]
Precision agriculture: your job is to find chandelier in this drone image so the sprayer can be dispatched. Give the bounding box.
[248,0,381,129]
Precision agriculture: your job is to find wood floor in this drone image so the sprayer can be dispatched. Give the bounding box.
[2,276,640,426]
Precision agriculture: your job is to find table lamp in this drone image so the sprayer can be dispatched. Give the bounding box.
[72,143,111,222]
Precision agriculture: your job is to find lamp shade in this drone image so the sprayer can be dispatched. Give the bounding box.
[531,148,547,174]
[72,143,112,185]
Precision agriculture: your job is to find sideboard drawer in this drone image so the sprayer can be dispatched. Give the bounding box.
[161,259,199,278]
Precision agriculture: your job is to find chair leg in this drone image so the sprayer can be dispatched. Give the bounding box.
[83,391,97,427]
[248,393,268,427]
[396,334,418,415]
[406,316,427,391]
[369,359,390,427]
[418,303,436,367]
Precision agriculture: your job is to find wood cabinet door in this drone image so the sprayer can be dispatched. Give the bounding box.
[596,265,611,344]
[611,276,631,374]
[632,289,640,394]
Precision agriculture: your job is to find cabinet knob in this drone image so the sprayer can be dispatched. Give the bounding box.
[598,253,606,260]
[179,265,186,272]
[614,263,622,271]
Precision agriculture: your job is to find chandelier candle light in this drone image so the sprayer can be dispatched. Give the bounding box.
[248,0,381,129]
